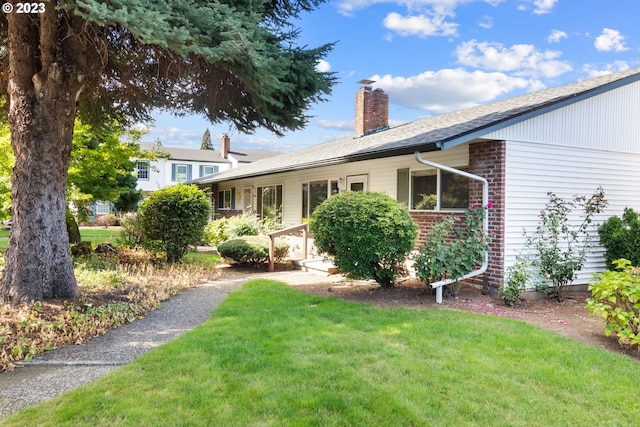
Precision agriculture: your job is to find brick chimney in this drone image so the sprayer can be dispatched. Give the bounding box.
[355,86,389,137]
[220,134,230,159]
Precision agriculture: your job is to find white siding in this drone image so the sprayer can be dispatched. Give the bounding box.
[485,80,640,154]
[505,141,640,286]
[217,144,469,226]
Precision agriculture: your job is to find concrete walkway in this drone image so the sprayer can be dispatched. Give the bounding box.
[0,270,341,419]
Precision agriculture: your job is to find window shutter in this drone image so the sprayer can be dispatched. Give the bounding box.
[187,165,193,181]
[231,188,236,209]
[171,164,176,181]
[199,165,204,177]
[397,168,410,207]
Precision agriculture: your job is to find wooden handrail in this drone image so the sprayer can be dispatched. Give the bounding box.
[267,223,309,272]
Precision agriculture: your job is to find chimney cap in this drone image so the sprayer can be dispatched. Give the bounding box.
[357,79,376,85]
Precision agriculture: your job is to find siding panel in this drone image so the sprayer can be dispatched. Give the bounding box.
[485,80,640,153]
[505,141,640,286]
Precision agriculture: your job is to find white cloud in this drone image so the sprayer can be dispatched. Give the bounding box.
[594,28,628,52]
[477,16,493,29]
[547,29,567,43]
[338,0,505,39]
[316,60,331,73]
[454,39,572,78]
[383,12,458,38]
[316,119,354,131]
[370,68,531,113]
[583,61,631,78]
[517,0,557,14]
[146,127,202,148]
[532,0,557,14]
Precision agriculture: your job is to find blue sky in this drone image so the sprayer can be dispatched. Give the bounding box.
[145,0,640,152]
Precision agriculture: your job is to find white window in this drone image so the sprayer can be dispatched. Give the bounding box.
[94,201,112,215]
[136,161,150,180]
[302,180,338,221]
[172,164,192,182]
[257,185,283,221]
[410,169,469,210]
[218,189,235,210]
[203,165,219,176]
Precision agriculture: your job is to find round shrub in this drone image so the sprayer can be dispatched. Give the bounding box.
[217,235,289,264]
[138,184,211,263]
[598,208,640,268]
[309,191,417,288]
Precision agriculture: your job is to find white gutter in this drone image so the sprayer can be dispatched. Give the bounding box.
[414,152,489,304]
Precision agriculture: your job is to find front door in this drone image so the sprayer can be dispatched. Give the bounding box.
[346,174,369,192]
[243,187,253,213]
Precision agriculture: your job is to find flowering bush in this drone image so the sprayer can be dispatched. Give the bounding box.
[414,204,490,296]
[525,188,607,300]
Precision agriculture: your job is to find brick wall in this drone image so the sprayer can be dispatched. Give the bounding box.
[355,87,389,136]
[409,140,506,291]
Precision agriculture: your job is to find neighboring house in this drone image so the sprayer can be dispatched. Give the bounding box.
[193,68,640,292]
[136,137,280,193]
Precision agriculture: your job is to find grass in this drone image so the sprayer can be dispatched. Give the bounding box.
[0,227,120,250]
[4,280,640,426]
[76,227,122,244]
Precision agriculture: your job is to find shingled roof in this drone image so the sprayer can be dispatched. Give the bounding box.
[194,67,640,184]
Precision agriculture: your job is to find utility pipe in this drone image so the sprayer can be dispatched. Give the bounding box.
[414,152,489,304]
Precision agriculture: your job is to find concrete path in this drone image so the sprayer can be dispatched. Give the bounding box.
[0,270,341,419]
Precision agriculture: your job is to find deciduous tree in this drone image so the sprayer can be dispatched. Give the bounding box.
[0,0,335,303]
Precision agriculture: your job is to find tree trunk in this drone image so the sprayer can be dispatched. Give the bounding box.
[1,7,85,303]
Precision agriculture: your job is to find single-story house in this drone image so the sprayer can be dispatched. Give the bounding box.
[193,67,640,292]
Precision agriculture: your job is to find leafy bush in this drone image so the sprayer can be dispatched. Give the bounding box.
[95,213,118,227]
[309,191,417,288]
[217,236,289,264]
[502,256,536,306]
[587,259,640,350]
[138,184,211,263]
[117,212,145,249]
[204,213,275,246]
[525,188,607,300]
[598,208,640,269]
[414,204,490,296]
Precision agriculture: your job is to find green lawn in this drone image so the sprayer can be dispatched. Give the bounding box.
[4,280,640,426]
[0,228,121,250]
[77,227,122,244]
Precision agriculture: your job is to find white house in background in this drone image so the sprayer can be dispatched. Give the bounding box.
[193,68,640,293]
[135,135,280,193]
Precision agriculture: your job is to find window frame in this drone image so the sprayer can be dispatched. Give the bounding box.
[136,160,150,181]
[408,167,470,211]
[218,188,235,210]
[301,180,338,221]
[257,184,283,221]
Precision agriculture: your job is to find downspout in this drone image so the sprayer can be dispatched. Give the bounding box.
[414,152,489,304]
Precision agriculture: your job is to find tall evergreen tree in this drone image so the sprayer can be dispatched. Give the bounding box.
[201,128,214,150]
[0,0,335,303]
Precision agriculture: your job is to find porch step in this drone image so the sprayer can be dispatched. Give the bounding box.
[291,258,338,274]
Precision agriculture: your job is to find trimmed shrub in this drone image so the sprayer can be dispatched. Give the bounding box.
[138,184,211,263]
[587,259,640,350]
[217,236,289,264]
[309,191,417,288]
[598,208,640,269]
